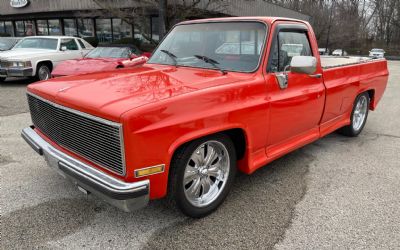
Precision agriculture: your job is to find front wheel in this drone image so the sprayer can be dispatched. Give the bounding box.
[338,92,370,137]
[169,134,236,218]
[35,64,51,81]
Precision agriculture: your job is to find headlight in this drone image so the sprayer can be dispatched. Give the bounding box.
[10,61,31,68]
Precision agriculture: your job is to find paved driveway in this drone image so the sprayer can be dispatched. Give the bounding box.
[1,62,399,249]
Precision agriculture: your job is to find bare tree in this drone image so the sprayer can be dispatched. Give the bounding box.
[92,0,229,44]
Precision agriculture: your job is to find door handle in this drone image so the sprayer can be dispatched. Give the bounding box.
[309,73,322,79]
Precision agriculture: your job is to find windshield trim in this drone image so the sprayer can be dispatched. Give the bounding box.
[146,20,269,73]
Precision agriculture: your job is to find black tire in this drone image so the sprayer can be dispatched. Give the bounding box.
[0,77,5,82]
[168,134,237,218]
[338,92,370,137]
[35,63,51,81]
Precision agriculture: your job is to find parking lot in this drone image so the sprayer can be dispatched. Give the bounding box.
[1,61,399,249]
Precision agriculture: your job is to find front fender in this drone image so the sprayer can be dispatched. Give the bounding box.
[120,79,269,199]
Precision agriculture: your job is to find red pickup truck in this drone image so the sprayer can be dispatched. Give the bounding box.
[22,17,388,218]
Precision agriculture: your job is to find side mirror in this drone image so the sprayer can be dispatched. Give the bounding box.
[275,56,318,90]
[290,56,317,74]
[61,46,67,51]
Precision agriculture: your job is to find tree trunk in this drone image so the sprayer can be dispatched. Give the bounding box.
[158,0,167,40]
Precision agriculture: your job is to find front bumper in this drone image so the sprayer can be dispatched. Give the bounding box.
[0,67,33,77]
[21,126,150,212]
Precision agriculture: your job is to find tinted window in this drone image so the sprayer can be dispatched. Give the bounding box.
[269,31,312,72]
[148,22,267,72]
[60,39,78,50]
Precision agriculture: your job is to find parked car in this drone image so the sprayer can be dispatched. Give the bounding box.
[0,37,21,52]
[22,17,388,218]
[0,36,93,82]
[369,48,385,58]
[52,44,149,77]
[318,48,329,55]
[332,49,348,56]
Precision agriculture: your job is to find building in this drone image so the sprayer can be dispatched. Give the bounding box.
[0,0,310,43]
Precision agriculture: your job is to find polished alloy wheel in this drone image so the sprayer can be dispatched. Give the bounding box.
[352,95,368,131]
[38,66,50,80]
[183,141,230,207]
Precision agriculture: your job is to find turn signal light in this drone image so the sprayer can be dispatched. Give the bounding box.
[134,165,165,178]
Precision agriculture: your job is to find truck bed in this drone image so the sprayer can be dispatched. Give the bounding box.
[320,56,380,69]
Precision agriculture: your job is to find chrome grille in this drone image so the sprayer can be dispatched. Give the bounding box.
[27,93,125,175]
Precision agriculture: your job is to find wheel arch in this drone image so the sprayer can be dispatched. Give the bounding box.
[168,127,249,171]
[35,60,54,75]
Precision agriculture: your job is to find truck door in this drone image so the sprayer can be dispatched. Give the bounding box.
[265,23,325,157]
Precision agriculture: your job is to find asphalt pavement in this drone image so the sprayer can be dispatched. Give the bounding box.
[1,62,399,249]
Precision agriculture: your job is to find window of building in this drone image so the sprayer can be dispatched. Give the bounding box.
[0,22,5,34]
[77,19,94,38]
[15,21,25,37]
[96,19,112,43]
[112,18,132,41]
[60,38,78,50]
[4,21,14,36]
[37,20,48,35]
[64,19,77,36]
[48,19,61,35]
[151,16,159,42]
[24,20,36,36]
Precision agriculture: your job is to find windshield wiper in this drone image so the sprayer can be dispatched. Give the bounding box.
[160,49,178,66]
[194,55,227,75]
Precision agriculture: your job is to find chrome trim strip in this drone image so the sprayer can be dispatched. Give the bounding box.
[27,92,126,176]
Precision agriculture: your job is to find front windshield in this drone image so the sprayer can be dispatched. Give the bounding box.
[0,38,17,50]
[86,47,131,58]
[148,22,267,72]
[14,38,58,50]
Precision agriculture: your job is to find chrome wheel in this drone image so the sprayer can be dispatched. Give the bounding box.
[183,141,230,208]
[352,95,368,131]
[38,66,50,80]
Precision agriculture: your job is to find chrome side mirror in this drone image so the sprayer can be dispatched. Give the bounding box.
[61,46,67,51]
[290,56,317,74]
[274,56,318,90]
[275,65,290,89]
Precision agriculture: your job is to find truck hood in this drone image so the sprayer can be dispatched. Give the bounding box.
[28,64,243,122]
[0,48,56,60]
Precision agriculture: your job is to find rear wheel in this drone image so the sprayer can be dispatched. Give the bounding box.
[35,64,51,81]
[169,134,236,218]
[338,92,370,137]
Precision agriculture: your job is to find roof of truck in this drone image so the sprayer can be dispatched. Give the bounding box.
[180,16,308,25]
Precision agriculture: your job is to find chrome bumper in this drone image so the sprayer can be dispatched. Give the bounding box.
[0,67,33,77]
[21,126,149,212]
